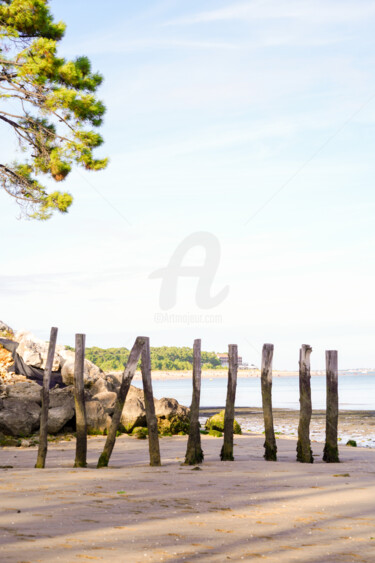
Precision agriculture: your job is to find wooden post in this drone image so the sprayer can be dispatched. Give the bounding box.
[74,334,87,468]
[35,327,58,469]
[221,344,238,461]
[296,344,313,463]
[261,343,277,461]
[184,339,204,465]
[323,350,339,463]
[141,337,161,466]
[97,336,146,468]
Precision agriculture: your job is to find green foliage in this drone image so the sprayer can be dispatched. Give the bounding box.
[85,345,222,372]
[205,410,242,435]
[131,427,148,439]
[208,429,222,438]
[0,0,107,219]
[346,439,357,447]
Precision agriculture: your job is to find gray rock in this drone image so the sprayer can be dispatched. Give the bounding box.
[61,357,103,387]
[155,397,189,419]
[89,376,110,396]
[120,393,147,432]
[0,398,40,436]
[47,404,75,434]
[92,391,117,414]
[6,381,42,404]
[86,400,112,434]
[49,387,74,409]
[15,330,61,371]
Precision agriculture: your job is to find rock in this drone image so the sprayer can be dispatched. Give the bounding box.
[20,439,31,447]
[0,398,40,436]
[86,400,112,434]
[120,396,146,433]
[47,405,75,434]
[89,376,110,396]
[157,415,189,436]
[0,321,14,338]
[49,387,74,409]
[205,410,242,435]
[155,397,189,419]
[15,331,61,371]
[92,391,117,414]
[6,381,42,404]
[60,355,103,387]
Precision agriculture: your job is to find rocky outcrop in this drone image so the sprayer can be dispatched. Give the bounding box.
[0,375,190,438]
[0,322,190,439]
[0,397,40,436]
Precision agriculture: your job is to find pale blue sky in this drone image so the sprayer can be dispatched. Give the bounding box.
[1,1,375,368]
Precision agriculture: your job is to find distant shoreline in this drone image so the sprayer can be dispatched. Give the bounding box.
[130,369,374,381]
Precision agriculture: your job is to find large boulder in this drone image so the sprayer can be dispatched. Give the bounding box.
[47,405,75,434]
[93,391,117,414]
[0,397,40,436]
[85,400,112,434]
[120,394,147,432]
[59,349,103,387]
[47,387,75,433]
[6,381,42,404]
[15,330,62,371]
[155,397,189,419]
[13,330,103,387]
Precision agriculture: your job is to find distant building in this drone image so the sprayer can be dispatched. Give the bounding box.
[216,352,243,368]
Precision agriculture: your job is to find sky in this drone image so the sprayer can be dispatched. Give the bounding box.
[1,0,375,369]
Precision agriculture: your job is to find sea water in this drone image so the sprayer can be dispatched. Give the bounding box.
[133,374,375,410]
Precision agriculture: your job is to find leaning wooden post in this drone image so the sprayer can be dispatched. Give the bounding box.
[296,344,313,463]
[35,327,58,469]
[323,350,339,463]
[261,343,277,461]
[74,334,87,468]
[97,336,146,468]
[184,339,204,465]
[221,344,238,461]
[141,337,161,466]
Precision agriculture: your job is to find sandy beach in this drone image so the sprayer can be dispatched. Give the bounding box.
[1,432,375,563]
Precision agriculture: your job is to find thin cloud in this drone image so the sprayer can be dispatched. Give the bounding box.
[62,37,237,56]
[164,0,375,26]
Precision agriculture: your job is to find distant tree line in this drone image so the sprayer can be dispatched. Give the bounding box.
[84,346,222,372]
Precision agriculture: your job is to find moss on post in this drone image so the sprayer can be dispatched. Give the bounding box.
[296,344,314,464]
[185,339,204,465]
[323,350,340,463]
[261,343,277,462]
[220,344,238,461]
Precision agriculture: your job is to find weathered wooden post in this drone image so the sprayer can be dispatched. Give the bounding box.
[74,333,87,468]
[184,339,204,465]
[35,327,58,469]
[261,343,277,461]
[296,344,313,463]
[221,344,238,461]
[323,350,339,463]
[141,337,161,466]
[97,336,146,468]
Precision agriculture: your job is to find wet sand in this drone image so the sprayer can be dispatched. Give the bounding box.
[1,433,375,562]
[201,408,375,449]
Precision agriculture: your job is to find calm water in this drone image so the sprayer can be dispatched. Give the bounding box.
[134,374,375,410]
